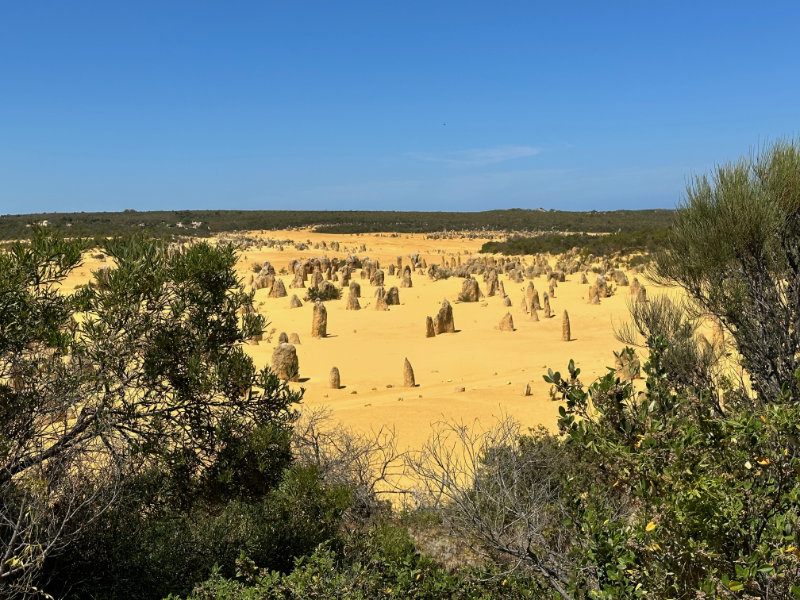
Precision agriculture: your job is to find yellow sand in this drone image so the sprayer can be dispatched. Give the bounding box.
[228,229,663,452]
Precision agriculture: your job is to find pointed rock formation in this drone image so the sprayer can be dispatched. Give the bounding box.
[403,358,416,387]
[370,269,385,287]
[271,343,299,381]
[425,316,435,338]
[458,277,481,302]
[268,278,287,298]
[385,286,400,305]
[329,367,341,389]
[596,274,609,298]
[434,299,455,334]
[290,269,305,289]
[346,293,361,310]
[311,300,327,338]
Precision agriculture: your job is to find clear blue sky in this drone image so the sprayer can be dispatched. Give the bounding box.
[2,2,799,214]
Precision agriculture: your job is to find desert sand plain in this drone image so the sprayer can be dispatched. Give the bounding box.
[62,229,666,453]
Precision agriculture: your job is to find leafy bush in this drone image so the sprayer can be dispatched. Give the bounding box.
[480,228,669,257]
[406,288,800,598]
[50,465,352,600]
[626,253,651,269]
[653,139,800,402]
[547,348,800,597]
[0,230,302,598]
[175,525,543,600]
[304,284,341,302]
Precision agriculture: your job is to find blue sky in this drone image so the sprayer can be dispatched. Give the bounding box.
[2,2,799,214]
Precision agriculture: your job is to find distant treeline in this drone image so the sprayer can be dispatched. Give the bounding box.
[0,208,674,240]
[479,227,670,256]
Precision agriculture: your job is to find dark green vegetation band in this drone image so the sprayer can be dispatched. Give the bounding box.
[0,208,674,239]
[480,228,669,256]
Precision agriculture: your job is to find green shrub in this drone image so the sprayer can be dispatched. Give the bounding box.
[480,228,668,257]
[547,344,800,597]
[0,230,307,599]
[653,139,800,402]
[176,525,543,600]
[304,285,341,302]
[627,253,651,268]
[48,465,352,600]
[0,209,675,242]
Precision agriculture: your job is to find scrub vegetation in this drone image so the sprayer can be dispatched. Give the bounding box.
[0,208,673,240]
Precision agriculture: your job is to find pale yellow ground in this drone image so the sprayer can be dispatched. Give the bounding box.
[231,229,665,452]
[60,229,675,453]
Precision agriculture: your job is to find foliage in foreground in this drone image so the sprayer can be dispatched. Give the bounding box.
[175,525,542,600]
[0,231,306,598]
[49,464,352,600]
[653,139,800,402]
[408,140,800,599]
[407,298,800,598]
[550,352,800,596]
